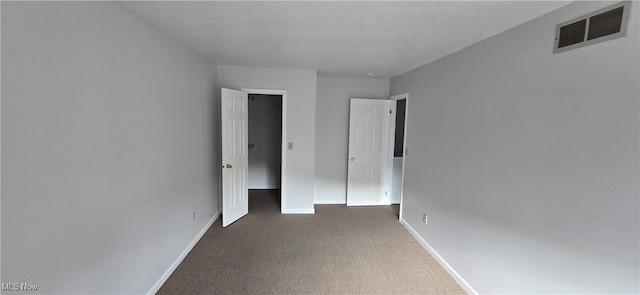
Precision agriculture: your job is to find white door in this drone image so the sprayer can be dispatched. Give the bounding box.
[221,88,249,227]
[347,99,393,206]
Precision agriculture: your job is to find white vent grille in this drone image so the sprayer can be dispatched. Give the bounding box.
[554,1,631,53]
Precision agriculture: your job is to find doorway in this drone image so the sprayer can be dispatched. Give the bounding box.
[220,88,287,227]
[389,93,409,220]
[242,88,288,215]
[344,95,409,213]
[247,93,282,211]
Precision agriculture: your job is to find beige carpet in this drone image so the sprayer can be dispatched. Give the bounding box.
[157,190,465,294]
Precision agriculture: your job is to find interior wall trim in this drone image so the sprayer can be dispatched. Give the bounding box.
[400,218,478,295]
[147,210,221,294]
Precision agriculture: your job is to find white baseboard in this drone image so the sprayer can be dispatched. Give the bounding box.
[399,218,477,295]
[347,202,392,206]
[316,200,399,205]
[314,199,346,204]
[281,208,315,214]
[147,210,221,295]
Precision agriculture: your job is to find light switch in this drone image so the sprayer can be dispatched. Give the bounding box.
[288,142,293,150]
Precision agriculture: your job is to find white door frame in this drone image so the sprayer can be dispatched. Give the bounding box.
[241,88,287,214]
[388,93,409,221]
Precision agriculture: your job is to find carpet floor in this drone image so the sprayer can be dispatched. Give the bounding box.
[157,190,465,294]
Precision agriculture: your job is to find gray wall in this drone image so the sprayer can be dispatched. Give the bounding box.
[390,1,639,293]
[314,76,390,204]
[248,94,282,189]
[217,66,317,213]
[1,2,219,294]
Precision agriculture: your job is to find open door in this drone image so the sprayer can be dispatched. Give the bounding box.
[346,98,393,206]
[221,88,249,227]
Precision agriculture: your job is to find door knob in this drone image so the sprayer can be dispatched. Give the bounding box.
[350,157,355,162]
[225,164,232,169]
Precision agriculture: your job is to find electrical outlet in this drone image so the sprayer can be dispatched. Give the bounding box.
[423,213,428,224]
[192,211,196,222]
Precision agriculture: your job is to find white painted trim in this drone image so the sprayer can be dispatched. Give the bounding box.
[399,218,478,295]
[148,210,221,295]
[241,88,287,214]
[389,93,409,101]
[348,202,391,206]
[389,93,409,221]
[314,200,346,204]
[281,208,315,214]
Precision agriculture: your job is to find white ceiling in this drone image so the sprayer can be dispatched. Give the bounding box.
[118,1,571,78]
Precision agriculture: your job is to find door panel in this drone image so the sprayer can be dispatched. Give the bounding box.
[347,99,392,206]
[221,88,248,227]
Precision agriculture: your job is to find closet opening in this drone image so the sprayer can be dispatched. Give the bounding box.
[247,93,283,213]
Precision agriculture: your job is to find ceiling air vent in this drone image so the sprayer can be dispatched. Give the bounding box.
[554,1,631,53]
